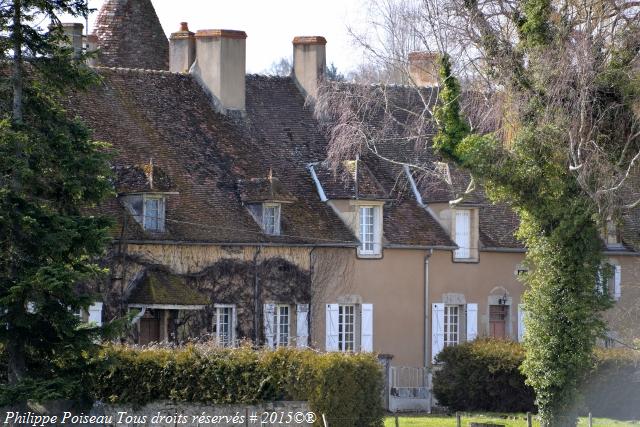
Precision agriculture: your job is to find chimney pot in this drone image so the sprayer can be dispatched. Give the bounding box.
[190,29,247,113]
[408,51,440,87]
[180,22,189,32]
[292,35,327,99]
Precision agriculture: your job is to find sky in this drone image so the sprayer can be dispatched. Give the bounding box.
[63,0,370,74]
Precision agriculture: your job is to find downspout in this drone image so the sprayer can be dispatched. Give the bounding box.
[424,249,433,368]
[253,246,262,344]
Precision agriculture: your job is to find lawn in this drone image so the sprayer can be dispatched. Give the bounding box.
[384,413,640,426]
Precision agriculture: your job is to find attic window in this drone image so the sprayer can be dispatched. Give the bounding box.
[262,203,281,235]
[143,195,165,232]
[604,217,623,248]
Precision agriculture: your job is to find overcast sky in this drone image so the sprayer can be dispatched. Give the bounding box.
[64,0,369,74]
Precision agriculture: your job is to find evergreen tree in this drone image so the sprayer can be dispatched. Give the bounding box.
[0,0,113,403]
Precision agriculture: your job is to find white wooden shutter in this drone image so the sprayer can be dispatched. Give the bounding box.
[88,302,103,326]
[454,210,471,258]
[374,207,383,255]
[466,303,478,341]
[614,265,621,301]
[263,303,275,348]
[518,304,526,342]
[296,304,309,348]
[361,304,373,352]
[231,305,238,346]
[596,268,605,294]
[432,303,445,363]
[325,304,339,351]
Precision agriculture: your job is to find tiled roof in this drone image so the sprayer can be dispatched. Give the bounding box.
[66,70,359,246]
[93,0,169,70]
[312,160,389,200]
[128,269,208,305]
[63,69,458,248]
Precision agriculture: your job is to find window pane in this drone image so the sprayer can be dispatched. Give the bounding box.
[444,305,459,348]
[275,305,289,347]
[338,305,355,352]
[263,205,280,235]
[216,307,233,347]
[359,207,375,253]
[143,197,164,232]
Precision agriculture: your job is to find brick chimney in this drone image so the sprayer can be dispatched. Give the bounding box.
[169,22,196,73]
[190,29,247,114]
[292,36,326,99]
[408,52,439,87]
[61,23,84,58]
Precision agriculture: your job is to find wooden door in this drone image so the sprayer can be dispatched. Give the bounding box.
[139,311,160,345]
[489,305,507,338]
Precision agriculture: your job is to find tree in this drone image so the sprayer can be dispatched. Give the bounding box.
[317,0,639,425]
[263,57,292,76]
[0,1,114,403]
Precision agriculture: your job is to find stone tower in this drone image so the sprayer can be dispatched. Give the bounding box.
[93,0,169,70]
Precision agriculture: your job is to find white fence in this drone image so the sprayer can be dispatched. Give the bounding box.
[389,366,431,413]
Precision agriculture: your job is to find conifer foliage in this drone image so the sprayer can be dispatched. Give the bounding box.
[0,0,113,403]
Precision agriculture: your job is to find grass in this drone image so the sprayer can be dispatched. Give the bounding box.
[383,413,640,426]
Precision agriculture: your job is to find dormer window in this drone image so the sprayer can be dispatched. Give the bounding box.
[143,195,165,232]
[357,204,382,257]
[604,217,623,248]
[452,208,479,261]
[262,203,281,235]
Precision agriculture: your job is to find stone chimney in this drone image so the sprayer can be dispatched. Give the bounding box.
[408,52,439,87]
[61,23,84,58]
[190,29,247,114]
[292,36,326,99]
[169,22,196,73]
[84,34,99,67]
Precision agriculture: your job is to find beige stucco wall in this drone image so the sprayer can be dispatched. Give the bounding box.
[601,254,640,345]
[310,247,428,368]
[427,250,527,360]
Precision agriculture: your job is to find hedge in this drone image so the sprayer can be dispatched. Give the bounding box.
[433,339,536,412]
[89,345,384,427]
[433,339,640,418]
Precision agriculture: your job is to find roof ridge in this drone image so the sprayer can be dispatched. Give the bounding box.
[92,66,182,76]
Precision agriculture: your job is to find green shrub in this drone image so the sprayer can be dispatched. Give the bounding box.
[89,345,383,427]
[432,339,536,412]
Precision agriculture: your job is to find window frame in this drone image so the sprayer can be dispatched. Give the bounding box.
[443,304,460,348]
[357,204,382,257]
[262,203,281,236]
[142,194,165,232]
[273,304,290,347]
[338,304,356,352]
[453,209,472,260]
[213,304,236,347]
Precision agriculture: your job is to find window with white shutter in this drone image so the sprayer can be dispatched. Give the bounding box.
[214,305,236,347]
[296,304,309,348]
[358,205,382,256]
[518,304,526,342]
[263,303,276,348]
[432,303,445,363]
[361,304,373,352]
[454,210,471,259]
[338,304,356,352]
[466,303,478,341]
[614,265,621,301]
[88,302,103,326]
[325,304,339,351]
[273,304,290,347]
[143,195,165,232]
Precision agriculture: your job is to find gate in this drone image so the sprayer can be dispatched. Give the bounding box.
[389,366,431,412]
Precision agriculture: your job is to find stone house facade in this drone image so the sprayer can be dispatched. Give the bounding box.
[64,0,639,371]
